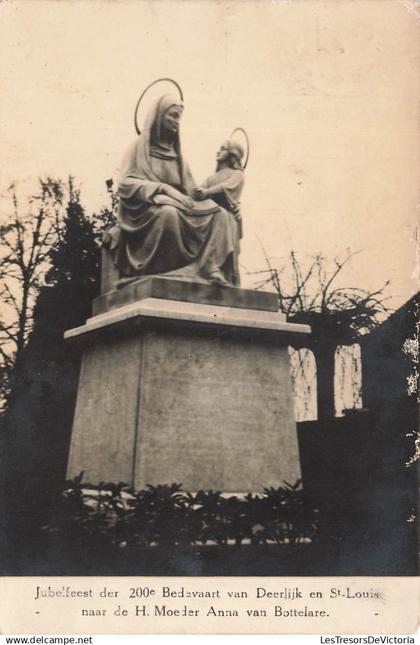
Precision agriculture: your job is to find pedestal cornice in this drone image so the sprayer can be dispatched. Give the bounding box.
[65,296,311,346]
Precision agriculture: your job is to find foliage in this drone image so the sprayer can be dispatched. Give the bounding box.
[44,476,322,549]
[46,178,99,296]
[45,473,132,549]
[402,295,419,402]
[0,179,65,406]
[0,177,118,411]
[255,250,391,338]
[252,250,391,419]
[1,178,116,549]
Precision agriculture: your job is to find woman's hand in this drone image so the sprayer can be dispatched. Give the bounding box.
[193,187,209,201]
[231,203,242,221]
[160,184,193,209]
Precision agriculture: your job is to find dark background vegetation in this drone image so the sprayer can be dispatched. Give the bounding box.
[0,178,417,576]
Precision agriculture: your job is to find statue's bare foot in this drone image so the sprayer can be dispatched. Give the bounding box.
[208,270,230,288]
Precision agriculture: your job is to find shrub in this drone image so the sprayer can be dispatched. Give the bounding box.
[44,475,322,549]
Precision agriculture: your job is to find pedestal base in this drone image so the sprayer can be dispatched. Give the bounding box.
[66,292,310,492]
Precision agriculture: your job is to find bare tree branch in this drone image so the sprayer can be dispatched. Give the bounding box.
[0,178,66,405]
[256,249,391,420]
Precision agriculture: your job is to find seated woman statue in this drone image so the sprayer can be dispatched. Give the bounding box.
[105,94,240,288]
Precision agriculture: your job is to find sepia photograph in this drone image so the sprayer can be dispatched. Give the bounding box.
[0,0,418,633]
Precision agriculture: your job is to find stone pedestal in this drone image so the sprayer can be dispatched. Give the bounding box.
[65,278,310,492]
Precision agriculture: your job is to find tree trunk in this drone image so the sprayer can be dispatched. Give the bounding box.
[313,345,336,421]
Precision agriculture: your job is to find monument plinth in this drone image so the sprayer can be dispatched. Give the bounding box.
[66,278,310,492]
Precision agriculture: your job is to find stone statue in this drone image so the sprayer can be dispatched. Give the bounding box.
[194,139,246,286]
[105,93,245,289]
[66,86,305,495]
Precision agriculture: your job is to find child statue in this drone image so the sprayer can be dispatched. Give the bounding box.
[194,140,245,234]
[194,139,246,285]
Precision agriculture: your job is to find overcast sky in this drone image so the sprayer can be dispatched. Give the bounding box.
[0,0,418,308]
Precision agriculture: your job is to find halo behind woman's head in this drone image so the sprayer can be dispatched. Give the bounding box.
[134,78,184,135]
[230,127,250,168]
